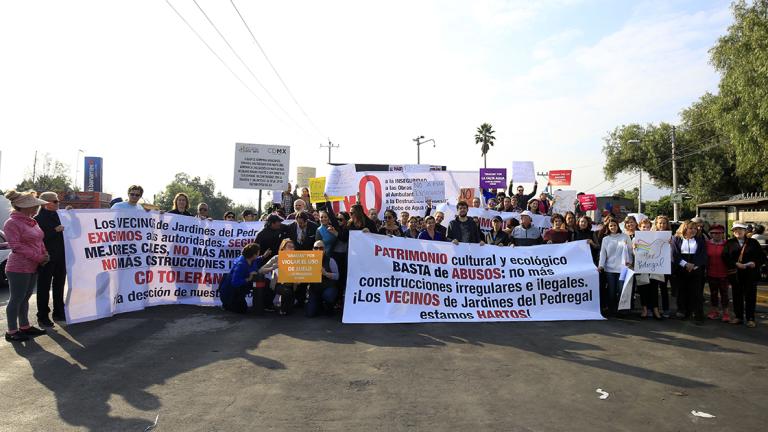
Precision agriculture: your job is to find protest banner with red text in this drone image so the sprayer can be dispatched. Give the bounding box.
[59,209,264,324]
[343,232,602,323]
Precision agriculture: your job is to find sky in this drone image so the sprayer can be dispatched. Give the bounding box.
[0,0,733,207]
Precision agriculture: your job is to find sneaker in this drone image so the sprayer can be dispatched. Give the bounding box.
[746,320,757,328]
[662,311,670,318]
[5,332,29,342]
[20,326,46,336]
[675,311,686,319]
[38,317,55,328]
[729,318,742,325]
[706,310,720,320]
[721,312,731,323]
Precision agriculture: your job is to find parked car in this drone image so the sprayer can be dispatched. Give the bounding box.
[0,196,11,288]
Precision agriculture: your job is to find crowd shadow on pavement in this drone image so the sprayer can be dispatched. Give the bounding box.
[6,301,767,431]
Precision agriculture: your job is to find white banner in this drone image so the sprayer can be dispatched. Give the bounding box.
[343,232,602,323]
[59,209,264,324]
[632,231,672,275]
[233,143,290,190]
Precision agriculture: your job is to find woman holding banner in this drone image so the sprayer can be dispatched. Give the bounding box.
[598,219,632,317]
[168,193,192,216]
[573,216,599,264]
[543,214,570,244]
[419,216,447,242]
[485,216,510,246]
[672,220,708,322]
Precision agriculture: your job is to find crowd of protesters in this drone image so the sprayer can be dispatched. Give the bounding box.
[3,180,767,343]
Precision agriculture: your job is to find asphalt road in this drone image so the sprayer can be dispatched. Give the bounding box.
[0,292,766,432]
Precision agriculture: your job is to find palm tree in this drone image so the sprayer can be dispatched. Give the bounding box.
[474,123,496,168]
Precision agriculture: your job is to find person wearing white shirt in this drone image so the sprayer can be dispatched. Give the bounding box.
[598,219,632,316]
[111,185,147,211]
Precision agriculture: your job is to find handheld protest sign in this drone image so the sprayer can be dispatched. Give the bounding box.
[308,177,343,203]
[278,250,323,283]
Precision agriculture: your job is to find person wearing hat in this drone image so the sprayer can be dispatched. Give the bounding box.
[305,240,339,317]
[3,190,50,342]
[511,211,543,247]
[255,214,288,258]
[705,224,731,321]
[34,191,67,326]
[485,215,510,246]
[722,222,766,328]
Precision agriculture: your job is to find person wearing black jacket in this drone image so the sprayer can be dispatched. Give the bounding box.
[255,214,288,258]
[286,211,318,251]
[572,216,600,265]
[485,216,510,246]
[447,201,485,245]
[672,220,708,322]
[722,222,767,327]
[168,192,193,216]
[35,192,66,326]
[508,180,538,208]
[423,200,447,237]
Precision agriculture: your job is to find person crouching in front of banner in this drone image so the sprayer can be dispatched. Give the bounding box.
[705,224,730,322]
[265,239,299,316]
[220,243,273,314]
[306,240,339,317]
[723,222,766,328]
[598,219,631,317]
[447,201,484,245]
[510,211,542,247]
[672,220,708,323]
[3,190,50,342]
[35,191,67,326]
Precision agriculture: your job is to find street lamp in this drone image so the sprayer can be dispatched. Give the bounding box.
[413,135,435,164]
[627,139,642,213]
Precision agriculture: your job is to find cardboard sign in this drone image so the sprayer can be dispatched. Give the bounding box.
[324,164,358,196]
[578,194,597,211]
[458,188,475,204]
[278,250,323,283]
[412,180,446,202]
[233,143,290,190]
[548,170,572,186]
[308,177,343,203]
[480,168,507,189]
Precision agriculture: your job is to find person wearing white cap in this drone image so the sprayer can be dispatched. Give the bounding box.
[3,190,50,342]
[510,210,543,247]
[722,221,766,328]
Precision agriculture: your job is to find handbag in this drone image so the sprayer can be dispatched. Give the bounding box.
[727,241,748,277]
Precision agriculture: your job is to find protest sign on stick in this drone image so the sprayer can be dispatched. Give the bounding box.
[548,170,572,186]
[480,168,507,188]
[308,177,343,203]
[324,164,358,196]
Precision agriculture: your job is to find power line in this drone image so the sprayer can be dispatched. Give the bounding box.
[229,0,326,139]
[164,0,288,126]
[191,0,312,137]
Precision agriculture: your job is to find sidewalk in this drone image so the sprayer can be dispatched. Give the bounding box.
[758,282,768,306]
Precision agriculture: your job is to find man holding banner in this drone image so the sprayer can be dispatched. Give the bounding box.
[447,201,484,245]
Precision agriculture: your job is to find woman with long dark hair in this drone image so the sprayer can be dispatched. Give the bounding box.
[378,209,404,237]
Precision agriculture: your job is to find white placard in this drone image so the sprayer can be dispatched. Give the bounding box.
[412,180,445,202]
[233,143,290,190]
[324,164,358,196]
[552,190,578,215]
[632,231,672,275]
[296,167,316,188]
[511,161,535,183]
[618,268,635,310]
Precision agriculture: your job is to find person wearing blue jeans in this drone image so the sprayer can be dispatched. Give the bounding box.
[305,240,339,317]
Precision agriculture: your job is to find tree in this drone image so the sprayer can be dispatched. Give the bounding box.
[710,0,768,189]
[474,123,496,168]
[154,173,235,219]
[14,154,75,194]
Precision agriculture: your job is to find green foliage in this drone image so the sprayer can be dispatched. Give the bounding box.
[15,154,75,194]
[710,0,768,189]
[474,122,496,168]
[154,173,235,219]
[644,196,696,220]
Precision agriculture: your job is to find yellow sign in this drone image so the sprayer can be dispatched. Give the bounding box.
[278,250,323,283]
[308,177,344,203]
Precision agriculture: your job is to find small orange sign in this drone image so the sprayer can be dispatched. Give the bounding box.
[458,187,475,203]
[278,250,323,283]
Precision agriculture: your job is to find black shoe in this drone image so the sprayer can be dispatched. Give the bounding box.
[20,326,46,336]
[52,314,66,322]
[38,317,55,328]
[5,332,30,342]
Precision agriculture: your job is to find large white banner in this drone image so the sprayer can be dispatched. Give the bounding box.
[343,232,602,323]
[59,209,264,324]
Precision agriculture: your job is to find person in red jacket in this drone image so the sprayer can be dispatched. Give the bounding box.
[705,224,730,321]
[3,190,50,343]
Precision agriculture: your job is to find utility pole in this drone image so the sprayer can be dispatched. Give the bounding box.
[671,126,678,221]
[32,150,38,184]
[413,135,435,164]
[638,171,642,214]
[320,139,339,164]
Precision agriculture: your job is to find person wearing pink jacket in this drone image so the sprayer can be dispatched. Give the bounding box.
[3,190,50,343]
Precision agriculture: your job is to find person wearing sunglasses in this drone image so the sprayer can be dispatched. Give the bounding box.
[196,203,212,221]
[222,211,236,221]
[111,185,147,211]
[33,192,67,326]
[305,240,339,317]
[378,209,404,237]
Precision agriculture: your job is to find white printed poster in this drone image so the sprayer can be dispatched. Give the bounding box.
[324,164,358,196]
[633,231,672,275]
[59,209,265,324]
[233,143,290,190]
[343,232,602,323]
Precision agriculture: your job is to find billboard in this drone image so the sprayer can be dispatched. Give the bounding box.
[84,157,103,192]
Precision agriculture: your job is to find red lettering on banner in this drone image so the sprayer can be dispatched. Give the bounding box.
[476,309,529,319]
[359,175,382,213]
[385,290,440,306]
